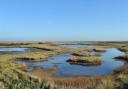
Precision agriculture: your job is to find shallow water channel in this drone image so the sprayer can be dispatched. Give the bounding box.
[18,48,125,77]
[59,45,94,49]
[0,48,31,54]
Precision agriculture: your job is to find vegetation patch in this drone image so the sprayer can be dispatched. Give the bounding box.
[72,52,92,57]
[93,47,106,52]
[67,56,103,66]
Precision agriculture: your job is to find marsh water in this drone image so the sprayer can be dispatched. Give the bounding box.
[0,48,31,54]
[59,45,94,49]
[18,47,125,77]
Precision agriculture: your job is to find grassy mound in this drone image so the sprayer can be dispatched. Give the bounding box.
[93,47,106,52]
[67,56,103,65]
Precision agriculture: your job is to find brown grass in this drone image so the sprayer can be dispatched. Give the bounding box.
[16,68,116,89]
[53,76,115,88]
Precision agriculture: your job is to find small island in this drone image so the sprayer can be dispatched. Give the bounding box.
[67,56,103,65]
[67,51,103,66]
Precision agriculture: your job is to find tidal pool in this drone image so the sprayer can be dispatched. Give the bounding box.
[59,45,94,49]
[0,48,31,54]
[18,48,125,77]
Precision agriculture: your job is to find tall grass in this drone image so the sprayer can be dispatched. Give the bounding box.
[0,60,118,89]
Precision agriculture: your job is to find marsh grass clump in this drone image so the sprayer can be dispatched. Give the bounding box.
[4,73,55,89]
[67,56,103,65]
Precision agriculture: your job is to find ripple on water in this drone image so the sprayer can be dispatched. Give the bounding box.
[0,48,31,54]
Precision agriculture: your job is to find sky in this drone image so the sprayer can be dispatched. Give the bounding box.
[0,0,128,41]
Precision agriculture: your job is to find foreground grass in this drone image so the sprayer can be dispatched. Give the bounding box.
[2,63,128,89]
[0,61,56,89]
[0,61,118,89]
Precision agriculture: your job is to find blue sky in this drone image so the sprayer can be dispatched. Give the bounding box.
[0,0,128,41]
